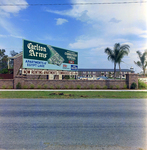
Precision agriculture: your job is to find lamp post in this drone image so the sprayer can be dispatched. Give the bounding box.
[19,68,22,75]
[130,67,134,73]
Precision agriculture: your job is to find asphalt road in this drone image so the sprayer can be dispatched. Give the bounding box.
[0,99,147,150]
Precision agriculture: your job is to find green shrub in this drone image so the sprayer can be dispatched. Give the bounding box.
[116,85,119,89]
[123,84,127,89]
[30,84,35,89]
[138,79,147,89]
[89,84,94,89]
[96,85,100,89]
[16,82,21,89]
[110,85,113,89]
[103,85,107,89]
[70,85,74,89]
[77,85,81,89]
[83,86,87,89]
[2,85,6,89]
[0,68,8,74]
[37,85,41,89]
[49,85,54,89]
[64,75,70,79]
[56,85,60,89]
[130,82,137,89]
[8,86,13,89]
[64,85,68,89]
[22,85,28,89]
[44,84,48,89]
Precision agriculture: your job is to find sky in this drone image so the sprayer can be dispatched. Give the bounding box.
[0,0,147,73]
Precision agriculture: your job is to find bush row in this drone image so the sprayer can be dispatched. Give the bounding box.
[1,80,147,89]
[15,82,128,89]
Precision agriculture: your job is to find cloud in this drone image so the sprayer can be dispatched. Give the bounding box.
[109,18,121,23]
[55,18,68,25]
[0,34,7,38]
[47,0,147,23]
[69,36,109,49]
[0,0,28,14]
[77,10,90,22]
[46,0,147,35]
[0,0,28,36]
[0,34,25,39]
[10,34,25,39]
[45,0,146,72]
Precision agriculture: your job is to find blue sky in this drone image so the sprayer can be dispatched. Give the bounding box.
[0,0,147,73]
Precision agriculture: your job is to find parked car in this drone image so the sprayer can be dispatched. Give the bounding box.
[97,76,108,80]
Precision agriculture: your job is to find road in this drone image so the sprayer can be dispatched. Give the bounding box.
[0,99,147,150]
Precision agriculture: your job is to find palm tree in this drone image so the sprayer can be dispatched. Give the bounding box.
[105,43,130,79]
[134,50,147,76]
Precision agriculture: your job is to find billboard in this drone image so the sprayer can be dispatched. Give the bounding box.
[23,39,78,71]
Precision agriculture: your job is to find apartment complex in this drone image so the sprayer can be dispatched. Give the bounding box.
[78,69,132,78]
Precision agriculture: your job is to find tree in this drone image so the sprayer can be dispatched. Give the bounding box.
[116,44,130,79]
[134,50,147,76]
[9,50,18,69]
[10,50,18,57]
[0,49,8,71]
[104,43,130,79]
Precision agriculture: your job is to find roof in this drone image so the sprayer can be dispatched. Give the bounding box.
[78,68,131,72]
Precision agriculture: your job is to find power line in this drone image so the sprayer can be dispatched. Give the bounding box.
[0,1,147,6]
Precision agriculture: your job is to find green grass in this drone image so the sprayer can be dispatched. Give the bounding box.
[0,91,147,99]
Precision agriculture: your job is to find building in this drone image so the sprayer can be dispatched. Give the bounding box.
[8,52,132,79]
[78,68,132,78]
[0,52,138,89]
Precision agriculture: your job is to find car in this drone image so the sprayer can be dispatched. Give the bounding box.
[97,76,108,80]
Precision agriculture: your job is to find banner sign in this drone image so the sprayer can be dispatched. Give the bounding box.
[22,69,78,75]
[23,39,78,71]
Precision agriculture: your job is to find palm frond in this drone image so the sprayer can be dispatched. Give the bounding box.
[134,61,142,68]
[105,48,115,62]
[120,44,130,51]
[136,51,142,58]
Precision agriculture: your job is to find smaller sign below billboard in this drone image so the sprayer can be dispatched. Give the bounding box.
[22,69,78,76]
[71,65,78,70]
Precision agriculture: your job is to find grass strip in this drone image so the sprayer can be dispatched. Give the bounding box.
[0,91,147,99]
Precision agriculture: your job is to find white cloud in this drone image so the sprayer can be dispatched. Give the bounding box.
[0,0,28,37]
[10,34,25,39]
[0,34,8,37]
[0,17,16,34]
[69,36,109,49]
[55,18,68,25]
[37,0,147,72]
[109,18,121,23]
[47,0,147,23]
[0,34,25,39]
[0,0,28,14]
[47,0,147,37]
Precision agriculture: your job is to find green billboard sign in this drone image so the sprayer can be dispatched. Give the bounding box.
[23,39,78,70]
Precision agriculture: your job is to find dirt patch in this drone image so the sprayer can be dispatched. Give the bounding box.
[49,92,64,95]
[49,92,74,97]
[80,95,88,98]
